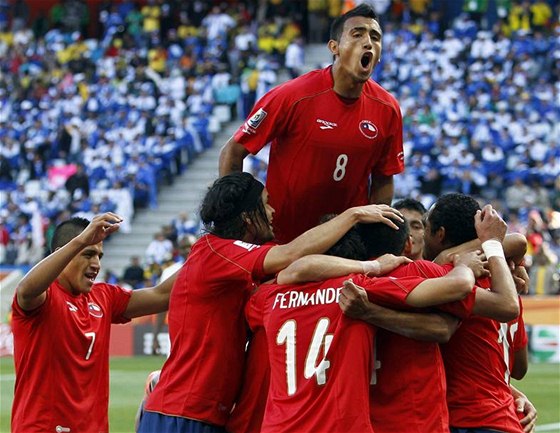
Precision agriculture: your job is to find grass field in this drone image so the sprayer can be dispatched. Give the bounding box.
[1,356,559,433]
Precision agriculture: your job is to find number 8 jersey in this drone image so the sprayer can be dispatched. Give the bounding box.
[234,66,404,243]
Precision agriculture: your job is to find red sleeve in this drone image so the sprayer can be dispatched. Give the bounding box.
[436,287,477,319]
[513,297,528,352]
[371,96,404,177]
[233,85,292,154]
[104,284,132,324]
[352,274,425,308]
[245,285,267,331]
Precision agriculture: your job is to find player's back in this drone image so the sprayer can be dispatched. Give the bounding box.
[251,276,375,433]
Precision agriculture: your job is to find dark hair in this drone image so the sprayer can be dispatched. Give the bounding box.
[50,217,89,252]
[393,198,427,215]
[427,193,480,247]
[358,218,410,258]
[199,172,268,240]
[330,3,378,41]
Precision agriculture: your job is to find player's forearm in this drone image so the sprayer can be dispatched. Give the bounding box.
[369,175,394,205]
[16,237,87,303]
[276,255,364,285]
[474,256,519,322]
[362,304,459,343]
[218,137,249,176]
[434,234,527,265]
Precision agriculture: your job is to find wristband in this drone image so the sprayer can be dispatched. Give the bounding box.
[481,239,505,260]
[361,260,380,276]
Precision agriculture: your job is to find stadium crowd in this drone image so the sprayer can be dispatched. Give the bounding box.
[0,0,559,296]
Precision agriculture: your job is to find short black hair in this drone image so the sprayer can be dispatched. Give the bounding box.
[199,172,268,240]
[393,198,427,215]
[330,3,378,41]
[358,218,409,258]
[326,226,368,260]
[427,193,481,247]
[50,217,89,252]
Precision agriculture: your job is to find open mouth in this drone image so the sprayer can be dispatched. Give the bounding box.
[361,52,373,69]
[85,272,97,283]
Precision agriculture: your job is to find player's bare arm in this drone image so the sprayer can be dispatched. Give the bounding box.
[16,213,123,311]
[124,271,177,318]
[338,281,460,342]
[219,137,250,176]
[369,174,394,205]
[433,232,527,266]
[471,205,520,322]
[277,253,411,284]
[263,204,403,274]
[511,345,529,380]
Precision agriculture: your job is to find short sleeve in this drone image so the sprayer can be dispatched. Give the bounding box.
[437,287,477,320]
[353,274,425,308]
[108,284,133,324]
[513,297,528,352]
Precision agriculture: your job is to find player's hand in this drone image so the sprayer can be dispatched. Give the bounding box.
[375,254,412,275]
[511,263,530,295]
[354,204,404,230]
[516,393,537,433]
[453,251,489,279]
[76,213,123,246]
[339,279,372,319]
[475,205,507,243]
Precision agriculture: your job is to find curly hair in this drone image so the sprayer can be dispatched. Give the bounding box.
[199,173,268,240]
[330,3,378,41]
[50,217,89,252]
[427,193,481,247]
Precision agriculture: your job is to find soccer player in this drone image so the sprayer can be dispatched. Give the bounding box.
[11,213,177,433]
[422,194,530,433]
[219,4,404,243]
[393,197,427,260]
[246,225,477,433]
[137,172,404,433]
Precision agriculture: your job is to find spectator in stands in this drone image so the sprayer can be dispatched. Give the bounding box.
[145,231,173,266]
[65,163,90,199]
[122,255,146,289]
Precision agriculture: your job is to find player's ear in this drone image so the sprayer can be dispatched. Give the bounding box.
[403,235,413,256]
[328,39,339,56]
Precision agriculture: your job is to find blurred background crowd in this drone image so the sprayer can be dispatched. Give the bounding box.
[0,0,558,295]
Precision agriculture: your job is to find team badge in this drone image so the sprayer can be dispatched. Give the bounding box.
[88,303,104,318]
[359,120,378,139]
[66,301,78,312]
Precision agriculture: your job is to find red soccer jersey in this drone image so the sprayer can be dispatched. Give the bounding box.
[442,286,527,432]
[234,66,404,243]
[247,274,425,433]
[368,260,477,433]
[11,280,131,433]
[144,234,274,427]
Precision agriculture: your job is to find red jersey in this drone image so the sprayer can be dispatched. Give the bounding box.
[442,288,527,432]
[11,280,131,433]
[234,66,404,243]
[144,234,274,427]
[369,261,477,433]
[247,274,425,433]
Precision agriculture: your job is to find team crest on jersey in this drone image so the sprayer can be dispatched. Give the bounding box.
[88,303,103,318]
[66,301,78,312]
[359,120,378,139]
[243,108,267,134]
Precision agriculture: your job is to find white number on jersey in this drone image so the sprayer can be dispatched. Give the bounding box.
[84,332,96,360]
[333,154,348,182]
[276,318,333,396]
[497,322,519,383]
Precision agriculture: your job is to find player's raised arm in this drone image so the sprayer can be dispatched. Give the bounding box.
[369,174,394,205]
[219,136,250,176]
[16,213,122,311]
[263,204,403,275]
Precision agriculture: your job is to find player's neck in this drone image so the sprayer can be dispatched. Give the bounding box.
[331,64,365,99]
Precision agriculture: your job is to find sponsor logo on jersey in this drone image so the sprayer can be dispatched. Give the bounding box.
[233,240,261,252]
[66,301,78,312]
[88,303,104,318]
[359,120,378,139]
[242,107,267,134]
[316,118,338,130]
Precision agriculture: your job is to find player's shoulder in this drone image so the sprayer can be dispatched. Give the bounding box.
[363,79,401,110]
